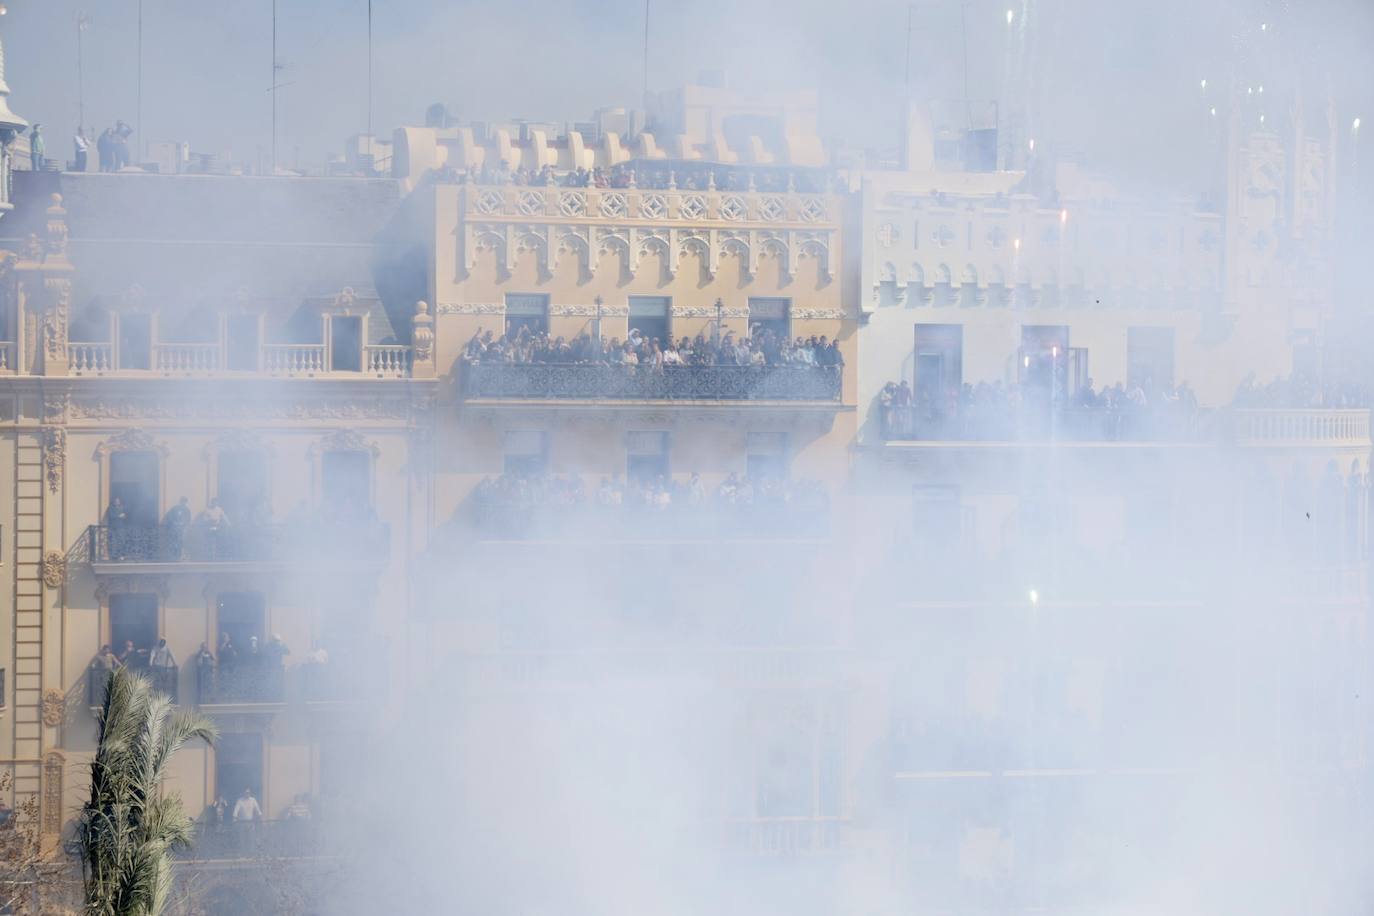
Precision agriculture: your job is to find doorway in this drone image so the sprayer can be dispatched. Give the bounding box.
[329,316,362,372]
[110,451,159,528]
[226,315,261,371]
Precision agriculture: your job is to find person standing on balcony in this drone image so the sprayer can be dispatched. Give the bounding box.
[28,125,44,171]
[149,638,178,700]
[162,497,191,560]
[233,788,262,824]
[104,496,130,560]
[196,498,230,559]
[73,128,89,171]
[195,643,216,702]
[96,127,114,172]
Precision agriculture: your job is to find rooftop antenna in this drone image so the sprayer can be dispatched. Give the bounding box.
[367,0,373,143]
[642,0,651,111]
[76,11,91,133]
[268,0,295,173]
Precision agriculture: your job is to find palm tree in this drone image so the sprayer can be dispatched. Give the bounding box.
[77,666,217,916]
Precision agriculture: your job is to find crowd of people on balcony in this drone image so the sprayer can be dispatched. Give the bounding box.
[87,638,180,702]
[98,494,382,563]
[1231,372,1374,409]
[879,376,1200,441]
[468,471,829,537]
[464,325,844,371]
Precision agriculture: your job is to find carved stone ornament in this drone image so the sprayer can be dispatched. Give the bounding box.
[41,552,65,589]
[42,426,65,493]
[201,429,266,461]
[94,428,171,458]
[95,575,169,603]
[412,301,434,362]
[41,690,65,727]
[436,302,505,316]
[309,428,381,458]
[42,751,65,836]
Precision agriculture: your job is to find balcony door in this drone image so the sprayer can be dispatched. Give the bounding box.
[226,315,261,371]
[1019,325,1069,404]
[628,297,671,347]
[329,316,363,372]
[110,451,159,528]
[118,314,152,370]
[747,298,790,340]
[626,431,669,484]
[914,324,963,407]
[1127,327,1175,392]
[216,592,265,655]
[215,733,263,807]
[217,450,269,526]
[109,594,158,667]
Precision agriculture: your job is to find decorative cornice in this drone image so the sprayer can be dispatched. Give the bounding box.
[437,302,505,316]
[792,308,848,321]
[309,428,382,458]
[550,304,630,318]
[69,398,415,421]
[95,575,169,603]
[94,428,170,458]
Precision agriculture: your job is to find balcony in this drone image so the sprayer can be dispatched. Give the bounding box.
[462,362,842,403]
[724,817,852,856]
[460,183,835,226]
[66,340,414,379]
[182,820,330,861]
[72,521,390,573]
[1232,408,1371,449]
[879,404,1204,444]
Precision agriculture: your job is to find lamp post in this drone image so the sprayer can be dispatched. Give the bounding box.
[593,295,603,345]
[713,297,724,346]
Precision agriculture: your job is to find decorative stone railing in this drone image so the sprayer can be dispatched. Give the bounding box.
[462,184,834,225]
[1231,409,1372,448]
[364,344,412,378]
[462,362,842,402]
[69,342,114,375]
[264,343,326,376]
[154,342,220,374]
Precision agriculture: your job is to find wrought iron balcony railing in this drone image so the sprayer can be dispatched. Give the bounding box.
[183,819,329,861]
[80,521,390,566]
[462,362,842,402]
[879,404,1205,443]
[471,502,830,540]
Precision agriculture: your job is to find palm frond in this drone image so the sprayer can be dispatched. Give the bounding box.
[77,667,216,916]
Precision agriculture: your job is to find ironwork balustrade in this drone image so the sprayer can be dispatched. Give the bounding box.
[82,521,390,565]
[462,362,842,401]
[197,663,286,704]
[879,404,1203,442]
[472,501,830,540]
[183,819,327,860]
[87,662,178,705]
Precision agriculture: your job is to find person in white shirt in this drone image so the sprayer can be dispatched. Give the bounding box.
[148,637,176,670]
[233,788,262,824]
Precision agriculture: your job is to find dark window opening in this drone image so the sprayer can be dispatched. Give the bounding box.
[118,314,152,370]
[110,593,158,665]
[215,733,263,809]
[329,316,363,372]
[626,431,669,484]
[502,430,547,477]
[748,298,790,340]
[628,296,671,347]
[505,294,549,337]
[110,451,159,527]
[914,324,963,407]
[216,592,265,654]
[226,315,261,371]
[1019,325,1070,401]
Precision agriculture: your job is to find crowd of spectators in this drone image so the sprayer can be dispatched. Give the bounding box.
[879,377,1200,441]
[464,325,843,370]
[469,471,830,538]
[1232,372,1374,409]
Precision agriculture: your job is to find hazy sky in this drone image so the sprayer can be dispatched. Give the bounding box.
[3,0,1372,187]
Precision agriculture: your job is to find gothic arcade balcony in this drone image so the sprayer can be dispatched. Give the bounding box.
[461,362,842,403]
[459,182,836,227]
[67,341,415,378]
[73,521,391,573]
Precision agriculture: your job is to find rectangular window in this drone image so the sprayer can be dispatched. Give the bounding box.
[748,298,790,340]
[625,430,669,484]
[215,592,265,652]
[913,485,963,553]
[110,593,158,669]
[914,324,963,405]
[746,432,789,482]
[1127,327,1175,391]
[329,316,363,372]
[117,314,151,370]
[215,733,264,809]
[502,430,548,477]
[505,293,549,336]
[628,296,671,346]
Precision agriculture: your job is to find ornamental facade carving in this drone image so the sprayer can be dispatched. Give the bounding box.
[41,689,65,727]
[462,222,835,281]
[68,398,415,421]
[309,428,381,458]
[94,428,170,458]
[42,426,65,493]
[41,552,65,589]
